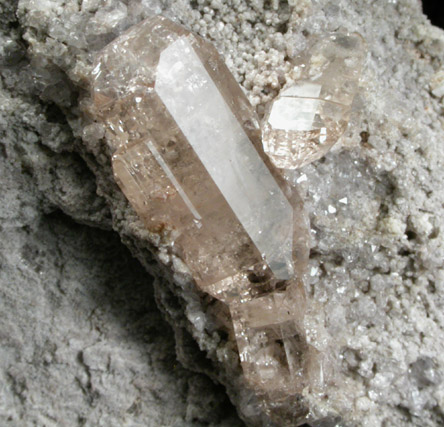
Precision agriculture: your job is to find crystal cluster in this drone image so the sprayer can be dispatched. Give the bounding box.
[262,32,366,169]
[90,15,316,409]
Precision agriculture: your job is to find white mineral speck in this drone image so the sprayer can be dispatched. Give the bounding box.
[356,396,372,411]
[328,205,337,214]
[296,173,308,183]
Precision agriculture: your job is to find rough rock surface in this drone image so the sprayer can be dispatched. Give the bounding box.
[1,0,444,426]
[0,163,240,426]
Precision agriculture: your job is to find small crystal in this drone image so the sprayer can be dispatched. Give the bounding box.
[262,32,366,169]
[230,282,309,394]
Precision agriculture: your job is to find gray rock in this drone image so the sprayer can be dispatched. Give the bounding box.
[1,0,444,425]
[0,3,241,426]
[0,95,241,427]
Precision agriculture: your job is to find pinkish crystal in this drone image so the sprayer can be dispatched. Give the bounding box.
[89,15,318,414]
[262,32,366,169]
[91,15,309,303]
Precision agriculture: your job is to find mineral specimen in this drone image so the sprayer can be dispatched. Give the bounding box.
[90,15,314,403]
[262,32,366,169]
[230,281,310,395]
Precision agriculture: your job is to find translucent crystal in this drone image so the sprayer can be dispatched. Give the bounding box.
[262,32,366,169]
[91,16,309,303]
[90,16,314,403]
[230,283,309,394]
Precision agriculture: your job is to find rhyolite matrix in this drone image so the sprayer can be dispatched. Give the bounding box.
[4,0,444,426]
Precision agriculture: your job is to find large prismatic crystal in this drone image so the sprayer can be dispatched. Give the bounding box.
[90,15,313,406]
[262,32,366,169]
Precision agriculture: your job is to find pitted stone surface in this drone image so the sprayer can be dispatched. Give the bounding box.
[1,0,444,425]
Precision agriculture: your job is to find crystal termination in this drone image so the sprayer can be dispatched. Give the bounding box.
[262,32,366,169]
[90,16,320,422]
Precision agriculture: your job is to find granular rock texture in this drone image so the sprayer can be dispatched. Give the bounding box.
[1,0,444,426]
[0,38,241,427]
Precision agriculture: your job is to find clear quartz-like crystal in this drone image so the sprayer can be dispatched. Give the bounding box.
[90,16,314,401]
[230,282,309,394]
[262,32,366,169]
[91,16,309,302]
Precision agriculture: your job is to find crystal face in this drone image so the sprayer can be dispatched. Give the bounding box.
[155,37,295,281]
[262,32,366,169]
[90,16,313,402]
[230,282,309,394]
[91,16,309,302]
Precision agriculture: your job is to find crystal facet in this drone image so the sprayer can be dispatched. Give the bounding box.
[230,282,308,394]
[90,16,313,402]
[91,16,309,303]
[262,32,366,169]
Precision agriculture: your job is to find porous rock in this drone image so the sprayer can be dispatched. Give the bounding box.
[1,0,444,425]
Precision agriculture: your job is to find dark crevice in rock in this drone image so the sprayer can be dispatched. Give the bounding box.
[422,0,444,29]
[37,208,243,425]
[44,102,69,125]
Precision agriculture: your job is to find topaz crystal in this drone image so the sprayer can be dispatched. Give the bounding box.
[262,32,366,169]
[230,282,309,394]
[90,15,313,401]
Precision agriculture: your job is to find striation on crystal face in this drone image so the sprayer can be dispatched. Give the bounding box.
[90,15,315,408]
[91,15,309,303]
[230,282,309,395]
[262,32,366,169]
